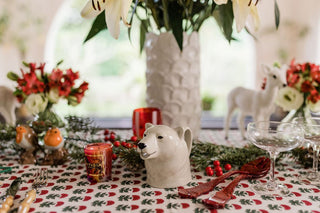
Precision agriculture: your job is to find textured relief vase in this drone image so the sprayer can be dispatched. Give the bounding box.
[145,32,201,138]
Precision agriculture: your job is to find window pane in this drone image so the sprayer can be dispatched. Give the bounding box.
[45,1,255,118]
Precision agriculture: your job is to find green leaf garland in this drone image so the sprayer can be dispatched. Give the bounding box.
[0,116,315,172]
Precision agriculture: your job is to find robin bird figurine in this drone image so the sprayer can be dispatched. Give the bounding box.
[16,124,41,164]
[44,127,64,150]
[42,127,68,165]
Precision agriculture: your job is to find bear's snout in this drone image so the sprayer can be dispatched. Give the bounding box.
[138,143,147,150]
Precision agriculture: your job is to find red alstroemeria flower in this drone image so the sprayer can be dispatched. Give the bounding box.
[78,82,89,93]
[308,89,320,104]
[18,68,45,95]
[310,65,320,83]
[29,63,37,72]
[301,80,315,93]
[64,69,79,86]
[58,82,72,97]
[49,69,63,83]
[286,72,300,87]
[73,92,85,103]
[37,63,46,77]
[9,61,89,106]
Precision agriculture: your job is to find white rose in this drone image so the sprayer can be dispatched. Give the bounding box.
[48,88,60,104]
[307,100,320,113]
[25,93,48,114]
[214,0,228,4]
[276,87,304,111]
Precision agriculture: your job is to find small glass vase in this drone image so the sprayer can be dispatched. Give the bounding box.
[31,106,65,136]
[281,107,311,123]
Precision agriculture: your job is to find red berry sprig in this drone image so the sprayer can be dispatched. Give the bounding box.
[205,166,214,176]
[130,136,138,143]
[224,164,232,171]
[213,160,220,167]
[207,160,233,177]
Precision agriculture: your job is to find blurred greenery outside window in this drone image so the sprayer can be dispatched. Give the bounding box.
[45,0,255,118]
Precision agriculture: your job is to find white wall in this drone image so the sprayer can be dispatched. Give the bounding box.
[255,0,320,86]
[0,0,64,88]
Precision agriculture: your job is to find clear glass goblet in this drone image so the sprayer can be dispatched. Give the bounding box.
[298,117,320,185]
[247,121,304,197]
[292,117,311,149]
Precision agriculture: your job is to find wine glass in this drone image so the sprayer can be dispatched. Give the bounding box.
[297,117,320,185]
[247,121,304,197]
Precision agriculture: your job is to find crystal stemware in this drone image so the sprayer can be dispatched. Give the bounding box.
[292,117,312,149]
[297,117,320,185]
[247,121,304,197]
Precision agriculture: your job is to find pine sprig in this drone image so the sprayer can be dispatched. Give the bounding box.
[0,124,16,141]
[65,116,99,135]
[290,147,313,168]
[190,142,267,171]
[118,146,144,171]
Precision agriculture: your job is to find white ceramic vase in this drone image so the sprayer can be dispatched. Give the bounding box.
[145,32,201,138]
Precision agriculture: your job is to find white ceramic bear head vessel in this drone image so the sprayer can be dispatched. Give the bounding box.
[137,123,193,188]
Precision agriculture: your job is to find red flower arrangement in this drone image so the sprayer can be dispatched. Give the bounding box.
[7,62,89,114]
[276,59,320,113]
[287,59,320,102]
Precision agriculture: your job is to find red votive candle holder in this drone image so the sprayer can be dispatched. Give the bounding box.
[84,143,113,183]
[132,107,162,139]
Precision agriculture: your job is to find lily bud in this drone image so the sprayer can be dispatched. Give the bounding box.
[7,72,19,81]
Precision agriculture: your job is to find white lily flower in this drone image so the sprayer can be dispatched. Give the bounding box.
[232,0,260,32]
[81,0,132,39]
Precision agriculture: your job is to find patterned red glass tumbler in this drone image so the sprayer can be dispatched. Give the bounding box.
[132,107,162,139]
[84,143,113,183]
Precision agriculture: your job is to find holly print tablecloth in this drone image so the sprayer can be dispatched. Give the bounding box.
[0,130,320,213]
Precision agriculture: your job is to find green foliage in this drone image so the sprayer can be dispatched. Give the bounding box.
[0,124,16,142]
[274,0,280,29]
[84,12,107,43]
[190,142,267,171]
[84,0,228,51]
[167,1,183,51]
[202,94,215,111]
[7,72,19,81]
[118,146,145,171]
[213,1,234,42]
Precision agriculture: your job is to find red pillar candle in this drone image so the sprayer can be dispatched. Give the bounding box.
[132,107,162,139]
[84,143,113,183]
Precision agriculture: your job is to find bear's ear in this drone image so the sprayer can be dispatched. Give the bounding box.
[175,127,184,139]
[145,123,153,130]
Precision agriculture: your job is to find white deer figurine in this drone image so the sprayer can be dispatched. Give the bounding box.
[224,64,287,139]
[0,86,19,126]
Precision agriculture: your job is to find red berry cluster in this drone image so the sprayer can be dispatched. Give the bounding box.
[103,129,139,160]
[205,160,232,177]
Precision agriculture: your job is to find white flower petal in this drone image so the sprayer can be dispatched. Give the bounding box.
[105,0,121,39]
[233,0,251,32]
[214,0,228,5]
[48,89,60,104]
[25,94,48,115]
[276,87,304,111]
[120,0,132,26]
[81,0,104,19]
[307,100,320,113]
[250,5,260,31]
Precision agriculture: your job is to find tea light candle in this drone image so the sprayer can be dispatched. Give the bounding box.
[84,143,113,183]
